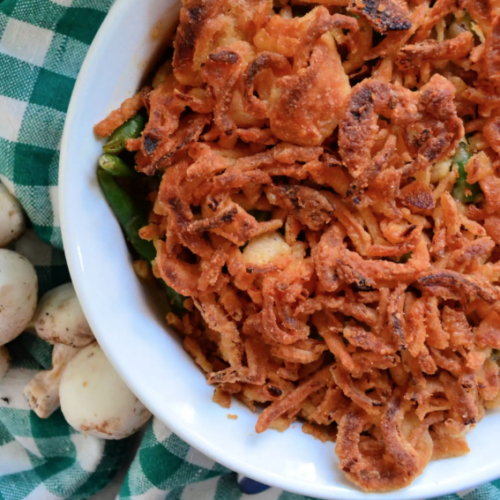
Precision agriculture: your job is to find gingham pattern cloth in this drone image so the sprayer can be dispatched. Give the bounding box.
[1,0,500,499]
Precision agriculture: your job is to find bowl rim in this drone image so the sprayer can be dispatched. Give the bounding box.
[59,0,500,497]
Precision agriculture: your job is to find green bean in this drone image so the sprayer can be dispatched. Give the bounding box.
[398,252,413,264]
[453,141,470,166]
[97,168,153,260]
[452,142,482,203]
[340,7,358,18]
[97,167,186,314]
[99,154,137,177]
[160,281,186,315]
[247,209,272,222]
[309,327,324,341]
[103,112,147,155]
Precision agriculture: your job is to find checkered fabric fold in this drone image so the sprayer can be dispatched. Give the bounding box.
[0,0,113,249]
[1,1,500,499]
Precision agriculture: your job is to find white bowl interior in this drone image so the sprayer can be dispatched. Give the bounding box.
[59,0,500,498]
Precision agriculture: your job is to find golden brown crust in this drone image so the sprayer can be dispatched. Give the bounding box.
[417,270,500,304]
[396,31,474,70]
[173,0,224,86]
[336,394,433,492]
[349,0,411,33]
[338,74,462,189]
[485,16,500,86]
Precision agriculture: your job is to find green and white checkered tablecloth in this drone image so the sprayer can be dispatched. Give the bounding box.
[1,0,500,499]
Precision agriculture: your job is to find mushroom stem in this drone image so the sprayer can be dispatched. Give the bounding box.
[24,344,81,418]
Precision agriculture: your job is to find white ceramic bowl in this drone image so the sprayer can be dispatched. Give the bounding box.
[59,1,500,497]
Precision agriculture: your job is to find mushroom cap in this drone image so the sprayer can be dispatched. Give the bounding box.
[60,343,151,439]
[0,249,37,345]
[0,184,25,247]
[34,283,94,347]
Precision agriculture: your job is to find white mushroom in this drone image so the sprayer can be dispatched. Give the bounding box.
[24,344,81,418]
[0,183,25,247]
[0,347,10,380]
[60,344,151,439]
[33,283,94,347]
[0,249,37,345]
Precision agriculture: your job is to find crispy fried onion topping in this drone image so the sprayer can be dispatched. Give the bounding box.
[336,391,433,492]
[339,74,463,189]
[97,0,500,491]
